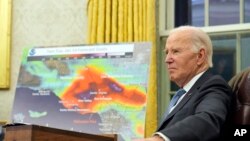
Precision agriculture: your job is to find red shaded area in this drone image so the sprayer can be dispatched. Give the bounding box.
[61,66,146,114]
[68,53,105,58]
[68,54,85,58]
[136,124,144,135]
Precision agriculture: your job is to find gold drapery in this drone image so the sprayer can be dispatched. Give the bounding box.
[87,0,157,137]
[0,0,12,88]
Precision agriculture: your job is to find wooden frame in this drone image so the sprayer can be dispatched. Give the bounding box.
[0,0,12,89]
[4,124,117,141]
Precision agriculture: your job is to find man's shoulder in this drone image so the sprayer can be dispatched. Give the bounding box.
[197,70,226,83]
[199,71,231,90]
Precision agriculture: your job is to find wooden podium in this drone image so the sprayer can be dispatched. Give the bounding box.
[3,124,117,141]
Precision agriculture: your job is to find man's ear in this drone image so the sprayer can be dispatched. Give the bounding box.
[197,48,206,66]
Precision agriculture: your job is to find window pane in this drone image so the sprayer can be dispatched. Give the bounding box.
[245,0,250,23]
[171,82,179,91]
[211,35,236,81]
[175,0,191,27]
[191,0,205,26]
[175,0,205,27]
[209,0,240,26]
[241,33,250,69]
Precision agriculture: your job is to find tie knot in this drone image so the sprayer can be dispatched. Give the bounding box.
[169,89,186,108]
[164,88,186,116]
[175,89,186,97]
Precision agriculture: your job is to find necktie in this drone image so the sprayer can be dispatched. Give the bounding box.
[167,89,186,113]
[159,88,186,124]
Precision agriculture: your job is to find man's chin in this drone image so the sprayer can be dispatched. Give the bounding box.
[169,75,176,82]
[168,69,176,75]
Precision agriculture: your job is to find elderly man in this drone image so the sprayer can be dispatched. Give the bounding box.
[135,26,233,141]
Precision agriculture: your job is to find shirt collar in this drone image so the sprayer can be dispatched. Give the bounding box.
[183,71,205,93]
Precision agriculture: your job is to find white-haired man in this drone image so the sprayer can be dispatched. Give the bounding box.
[134,26,234,141]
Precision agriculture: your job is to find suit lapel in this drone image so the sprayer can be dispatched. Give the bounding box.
[157,70,213,130]
[157,92,193,130]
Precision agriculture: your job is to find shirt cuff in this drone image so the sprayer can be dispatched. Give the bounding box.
[154,132,171,141]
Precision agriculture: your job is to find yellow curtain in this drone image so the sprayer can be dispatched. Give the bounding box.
[87,0,157,137]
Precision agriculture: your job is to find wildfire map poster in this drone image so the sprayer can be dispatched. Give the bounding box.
[11,42,152,141]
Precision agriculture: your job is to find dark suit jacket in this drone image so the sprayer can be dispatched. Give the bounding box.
[157,70,234,141]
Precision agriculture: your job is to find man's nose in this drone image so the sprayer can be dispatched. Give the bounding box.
[165,53,172,63]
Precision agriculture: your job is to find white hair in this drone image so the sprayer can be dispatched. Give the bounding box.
[169,26,213,67]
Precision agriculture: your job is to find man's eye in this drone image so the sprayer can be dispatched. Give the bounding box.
[164,50,168,55]
[173,50,179,54]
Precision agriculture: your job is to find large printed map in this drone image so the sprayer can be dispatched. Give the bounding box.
[11,43,152,141]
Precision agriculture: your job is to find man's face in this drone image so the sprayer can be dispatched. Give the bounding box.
[165,33,200,87]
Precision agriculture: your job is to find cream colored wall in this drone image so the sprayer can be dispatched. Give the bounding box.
[0,0,88,122]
